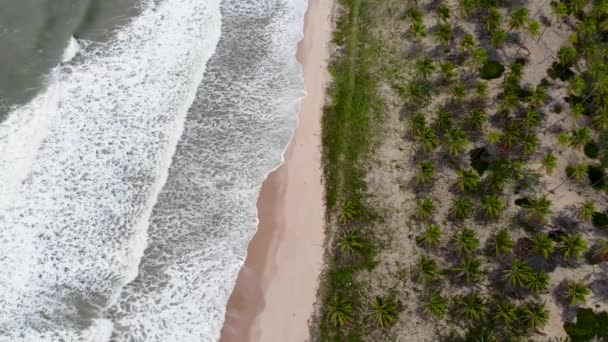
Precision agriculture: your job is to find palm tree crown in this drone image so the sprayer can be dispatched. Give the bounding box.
[489,229,514,256]
[453,228,480,255]
[502,259,533,287]
[326,294,353,328]
[563,280,590,306]
[531,233,554,258]
[559,233,588,261]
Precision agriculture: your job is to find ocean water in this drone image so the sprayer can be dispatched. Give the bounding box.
[0,0,307,341]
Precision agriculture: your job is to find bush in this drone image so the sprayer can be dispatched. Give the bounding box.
[564,309,608,341]
[588,165,606,190]
[593,212,608,230]
[584,142,600,159]
[480,61,505,80]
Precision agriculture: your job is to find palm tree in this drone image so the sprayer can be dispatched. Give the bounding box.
[458,0,475,18]
[485,7,502,33]
[522,195,553,224]
[423,290,447,318]
[416,255,439,284]
[568,75,585,96]
[593,107,608,129]
[481,194,504,219]
[434,23,453,45]
[490,29,507,49]
[453,228,480,255]
[326,293,353,328]
[450,196,474,220]
[502,259,533,287]
[493,300,518,326]
[460,32,476,53]
[453,257,481,285]
[338,231,365,256]
[415,198,435,221]
[439,61,456,82]
[340,199,360,223]
[443,128,470,156]
[417,126,438,153]
[579,200,596,221]
[467,108,487,130]
[567,163,588,180]
[551,2,568,24]
[368,296,399,328]
[455,169,479,192]
[509,7,530,31]
[452,83,467,103]
[570,102,585,119]
[417,224,442,247]
[569,127,592,149]
[522,134,539,156]
[592,239,608,262]
[415,57,435,79]
[557,46,577,67]
[563,280,590,306]
[408,112,426,137]
[485,170,507,192]
[437,3,451,21]
[476,81,488,99]
[526,270,550,293]
[558,233,588,261]
[469,48,488,72]
[489,229,514,256]
[526,20,541,39]
[411,21,427,43]
[500,124,521,148]
[526,86,548,110]
[523,110,541,130]
[531,233,554,258]
[434,108,454,133]
[457,292,487,321]
[521,302,549,330]
[541,152,557,175]
[416,160,435,185]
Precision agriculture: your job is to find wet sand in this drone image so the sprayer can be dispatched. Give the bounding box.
[219,0,334,340]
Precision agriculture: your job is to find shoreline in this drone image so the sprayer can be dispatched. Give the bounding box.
[219,0,335,341]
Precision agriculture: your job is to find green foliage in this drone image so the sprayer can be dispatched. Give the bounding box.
[453,257,481,285]
[434,23,453,45]
[493,301,518,326]
[467,108,487,130]
[489,229,514,256]
[531,232,554,258]
[480,194,504,219]
[584,141,600,159]
[460,32,476,52]
[458,0,475,18]
[526,270,550,293]
[326,294,354,328]
[469,48,488,71]
[502,259,533,287]
[564,309,608,342]
[522,195,553,224]
[521,302,549,330]
[559,233,588,261]
[566,163,589,180]
[509,7,530,31]
[437,3,451,21]
[563,280,590,306]
[455,168,479,192]
[443,128,470,156]
[593,212,608,230]
[415,197,435,221]
[450,196,474,220]
[592,239,608,262]
[338,231,366,256]
[340,199,361,223]
[484,7,502,33]
[578,200,595,221]
[490,29,507,49]
[569,127,592,150]
[415,57,435,79]
[423,290,447,318]
[439,61,456,82]
[416,224,442,248]
[453,228,480,255]
[417,126,439,153]
[416,160,435,185]
[541,152,558,175]
[416,255,440,284]
[368,296,399,329]
[457,292,487,321]
[480,61,505,80]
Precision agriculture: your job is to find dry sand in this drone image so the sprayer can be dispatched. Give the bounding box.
[219,0,334,341]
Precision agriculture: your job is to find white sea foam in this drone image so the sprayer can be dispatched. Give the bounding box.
[0,0,221,340]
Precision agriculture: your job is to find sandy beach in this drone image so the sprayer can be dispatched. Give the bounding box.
[219,0,334,341]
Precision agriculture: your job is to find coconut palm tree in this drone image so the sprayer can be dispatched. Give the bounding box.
[467,108,487,130]
[551,2,568,24]
[423,290,447,318]
[531,233,554,258]
[541,152,557,175]
[338,231,365,256]
[434,23,453,45]
[481,194,504,219]
[563,280,590,306]
[443,128,470,156]
[451,196,474,220]
[326,293,353,328]
[453,257,481,285]
[509,7,530,31]
[523,110,541,129]
[416,160,435,185]
[489,229,514,256]
[485,170,508,192]
[522,134,539,155]
[458,0,475,18]
[416,255,439,284]
[434,108,454,133]
[579,200,596,221]
[558,233,588,261]
[569,127,592,149]
[417,126,438,153]
[502,259,533,287]
[568,75,586,96]
[408,112,426,137]
[416,57,435,80]
[368,296,399,328]
[340,199,360,223]
[469,48,488,71]
[490,29,507,49]
[455,169,479,192]
[437,3,451,21]
[557,46,577,67]
[485,7,502,33]
[417,224,442,247]
[500,124,521,148]
[566,163,588,180]
[493,300,518,326]
[439,61,456,82]
[453,228,480,255]
[521,302,549,330]
[452,82,467,103]
[526,20,541,39]
[522,195,553,224]
[415,197,435,221]
[411,21,427,43]
[460,32,476,53]
[593,107,608,129]
[457,292,487,321]
[592,239,608,262]
[526,86,548,110]
[476,81,488,99]
[526,270,550,293]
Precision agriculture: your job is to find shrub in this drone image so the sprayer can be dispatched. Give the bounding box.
[593,211,608,230]
[480,61,505,80]
[564,309,608,341]
[584,141,600,159]
[588,165,606,190]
